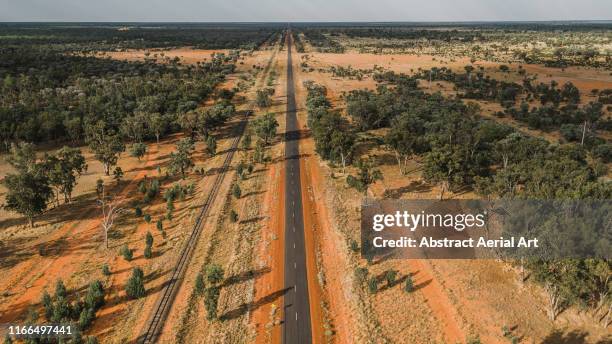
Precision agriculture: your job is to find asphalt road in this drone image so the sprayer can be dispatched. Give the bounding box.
[282,30,313,344]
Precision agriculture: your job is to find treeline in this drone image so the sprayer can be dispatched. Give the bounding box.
[307,75,610,324]
[0,47,236,148]
[304,81,355,172]
[299,30,345,53]
[405,67,610,160]
[0,24,282,51]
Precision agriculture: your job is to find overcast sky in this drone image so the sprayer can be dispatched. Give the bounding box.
[1,0,611,22]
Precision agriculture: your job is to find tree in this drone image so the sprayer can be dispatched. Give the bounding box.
[367,277,378,294]
[253,113,278,145]
[385,112,428,174]
[7,142,36,172]
[346,158,383,197]
[256,88,273,108]
[125,268,146,299]
[121,112,148,143]
[113,167,124,182]
[3,169,52,227]
[195,272,206,295]
[149,112,167,144]
[130,142,147,161]
[204,286,220,320]
[85,121,125,175]
[206,264,225,285]
[206,135,217,156]
[422,146,463,200]
[99,187,125,249]
[169,138,194,179]
[44,146,87,204]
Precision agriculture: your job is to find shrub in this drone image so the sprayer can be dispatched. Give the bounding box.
[55,279,67,299]
[232,184,241,199]
[467,336,482,344]
[230,210,238,223]
[144,214,152,223]
[120,244,133,261]
[85,280,105,310]
[349,239,359,252]
[367,277,378,294]
[204,286,220,320]
[85,337,99,344]
[195,273,205,296]
[144,245,152,259]
[4,334,13,344]
[125,268,146,299]
[404,276,414,293]
[206,264,225,285]
[385,270,398,286]
[51,296,70,322]
[138,181,147,194]
[354,267,368,284]
[102,264,111,276]
[134,206,142,217]
[78,308,94,330]
[42,290,53,320]
[145,232,154,247]
[156,220,163,232]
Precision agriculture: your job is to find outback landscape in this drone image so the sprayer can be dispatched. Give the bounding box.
[0,21,611,344]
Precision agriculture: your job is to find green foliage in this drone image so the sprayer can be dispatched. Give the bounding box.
[404,276,414,293]
[252,113,278,145]
[102,264,111,276]
[85,280,105,310]
[78,307,94,330]
[113,166,124,182]
[205,264,225,285]
[2,145,53,227]
[367,277,378,294]
[354,267,368,284]
[256,88,273,108]
[44,146,87,204]
[156,219,163,232]
[85,121,126,175]
[134,206,142,217]
[346,158,383,196]
[232,184,242,199]
[169,138,195,179]
[125,268,146,299]
[130,142,148,161]
[144,245,152,259]
[206,135,217,156]
[4,334,13,344]
[349,240,359,253]
[204,286,220,320]
[144,214,152,223]
[230,210,239,223]
[385,270,398,286]
[120,244,133,262]
[195,273,205,296]
[145,232,154,247]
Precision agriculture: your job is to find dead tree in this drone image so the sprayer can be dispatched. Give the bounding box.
[98,187,125,249]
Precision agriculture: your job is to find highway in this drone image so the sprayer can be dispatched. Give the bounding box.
[282,30,313,344]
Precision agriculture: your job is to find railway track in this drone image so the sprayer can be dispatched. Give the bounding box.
[137,40,281,344]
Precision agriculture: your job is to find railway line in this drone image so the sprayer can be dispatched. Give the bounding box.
[137,39,281,344]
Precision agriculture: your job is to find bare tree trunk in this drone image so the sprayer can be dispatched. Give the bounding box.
[439,182,445,200]
[581,120,587,146]
[545,283,562,321]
